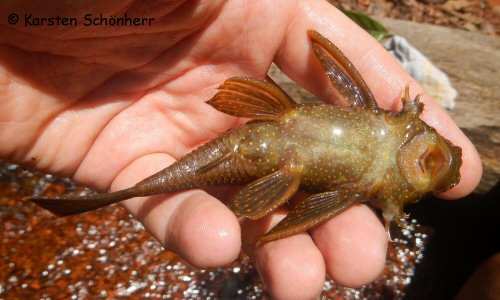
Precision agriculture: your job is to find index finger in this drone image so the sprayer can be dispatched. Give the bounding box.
[273,0,481,198]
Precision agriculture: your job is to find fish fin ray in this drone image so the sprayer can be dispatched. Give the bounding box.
[229,164,301,220]
[260,188,363,242]
[307,30,379,111]
[207,77,296,120]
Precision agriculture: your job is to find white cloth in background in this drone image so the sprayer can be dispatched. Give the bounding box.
[384,35,457,110]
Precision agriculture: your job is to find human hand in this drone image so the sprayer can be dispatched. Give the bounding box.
[0,0,481,299]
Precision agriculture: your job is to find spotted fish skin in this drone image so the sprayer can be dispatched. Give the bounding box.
[29,30,462,242]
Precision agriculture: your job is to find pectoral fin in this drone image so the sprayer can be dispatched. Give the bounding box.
[229,165,301,220]
[261,189,363,242]
[308,30,379,111]
[207,77,296,121]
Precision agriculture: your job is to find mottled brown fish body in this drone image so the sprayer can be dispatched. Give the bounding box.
[279,105,377,191]
[29,30,462,242]
[140,104,380,193]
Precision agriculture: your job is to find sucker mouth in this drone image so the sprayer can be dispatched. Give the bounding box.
[419,147,447,177]
[433,144,463,192]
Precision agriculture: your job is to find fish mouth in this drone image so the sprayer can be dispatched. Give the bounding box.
[432,142,462,193]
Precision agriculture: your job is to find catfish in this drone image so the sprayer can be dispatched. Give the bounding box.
[29,30,462,242]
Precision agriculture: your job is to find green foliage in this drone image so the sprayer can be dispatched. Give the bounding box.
[340,8,391,41]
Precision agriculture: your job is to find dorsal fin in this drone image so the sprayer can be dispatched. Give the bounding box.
[207,77,296,121]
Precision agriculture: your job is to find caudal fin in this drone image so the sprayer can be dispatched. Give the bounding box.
[29,188,137,216]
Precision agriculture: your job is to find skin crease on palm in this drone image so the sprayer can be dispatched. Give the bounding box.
[0,0,482,299]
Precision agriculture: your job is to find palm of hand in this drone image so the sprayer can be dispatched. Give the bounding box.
[0,1,481,299]
[1,1,272,184]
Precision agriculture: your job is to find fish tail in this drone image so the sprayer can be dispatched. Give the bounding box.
[29,187,138,216]
[29,133,251,216]
[132,132,250,194]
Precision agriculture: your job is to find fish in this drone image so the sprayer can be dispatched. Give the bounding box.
[29,30,462,242]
